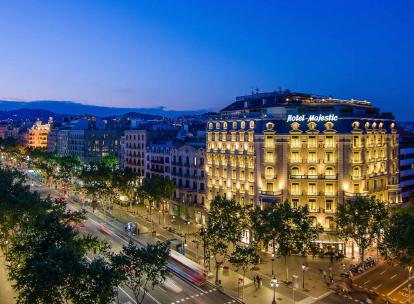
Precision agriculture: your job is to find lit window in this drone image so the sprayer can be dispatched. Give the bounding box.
[265,166,274,179]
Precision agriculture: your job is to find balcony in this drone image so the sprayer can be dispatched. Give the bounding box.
[259,190,282,196]
[289,174,338,180]
[344,192,368,197]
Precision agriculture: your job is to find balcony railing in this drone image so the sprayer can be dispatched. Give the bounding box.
[344,192,368,197]
[259,190,282,196]
[289,174,338,180]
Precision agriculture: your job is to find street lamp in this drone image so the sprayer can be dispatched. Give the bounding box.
[301,264,306,289]
[271,252,275,276]
[409,266,412,304]
[187,221,191,234]
[270,277,279,304]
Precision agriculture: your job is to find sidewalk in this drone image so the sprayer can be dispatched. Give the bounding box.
[104,203,359,304]
[0,255,16,304]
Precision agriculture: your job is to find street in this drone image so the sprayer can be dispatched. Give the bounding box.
[29,178,238,304]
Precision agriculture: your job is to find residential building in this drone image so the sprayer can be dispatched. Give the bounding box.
[67,117,122,163]
[399,128,414,202]
[27,118,53,149]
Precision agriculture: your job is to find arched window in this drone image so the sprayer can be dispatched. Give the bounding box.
[309,216,317,227]
[325,217,335,230]
[308,166,317,177]
[240,121,246,129]
[232,121,237,129]
[265,166,274,179]
[291,166,300,176]
[249,121,255,129]
[353,166,361,178]
[326,166,334,177]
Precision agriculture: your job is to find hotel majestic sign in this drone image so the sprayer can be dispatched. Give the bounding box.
[286,114,338,123]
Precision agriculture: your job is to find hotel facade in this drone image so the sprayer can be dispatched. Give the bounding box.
[206,91,400,249]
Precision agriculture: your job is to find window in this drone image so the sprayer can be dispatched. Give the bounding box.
[308,152,317,163]
[308,136,317,148]
[308,167,317,177]
[265,151,274,162]
[248,132,254,142]
[291,152,301,163]
[308,183,317,195]
[325,136,334,148]
[291,166,300,176]
[249,171,254,181]
[309,199,317,211]
[249,121,255,129]
[325,167,334,177]
[291,183,300,195]
[326,152,334,163]
[241,121,246,129]
[353,167,361,179]
[265,166,274,179]
[249,185,254,195]
[232,169,236,179]
[266,183,273,192]
[265,136,273,148]
[354,183,360,193]
[240,170,245,180]
[292,199,299,209]
[232,121,237,129]
[325,183,334,196]
[353,152,360,163]
[326,200,333,211]
[291,136,300,148]
[353,136,360,148]
[223,122,227,129]
[326,217,335,230]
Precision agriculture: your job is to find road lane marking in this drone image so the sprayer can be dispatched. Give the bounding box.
[390,274,398,280]
[373,283,383,289]
[363,279,371,285]
[380,269,387,275]
[387,278,411,296]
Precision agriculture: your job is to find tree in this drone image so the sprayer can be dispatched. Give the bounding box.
[336,196,388,262]
[139,176,175,227]
[228,243,260,300]
[6,197,110,304]
[69,257,122,304]
[205,195,248,285]
[380,208,414,267]
[113,241,170,304]
[251,201,322,281]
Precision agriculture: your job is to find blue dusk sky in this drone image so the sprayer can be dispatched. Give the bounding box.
[0,1,413,119]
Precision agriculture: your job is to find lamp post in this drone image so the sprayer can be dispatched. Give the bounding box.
[271,252,275,276]
[270,277,279,304]
[301,264,306,289]
[409,266,412,304]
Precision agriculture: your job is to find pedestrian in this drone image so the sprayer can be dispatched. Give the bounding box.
[330,253,334,264]
[257,275,262,288]
[322,270,327,281]
[253,275,257,288]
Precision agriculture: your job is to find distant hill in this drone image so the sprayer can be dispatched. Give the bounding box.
[0,108,55,121]
[0,100,209,118]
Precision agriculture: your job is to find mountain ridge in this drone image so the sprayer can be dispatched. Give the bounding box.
[0,100,211,118]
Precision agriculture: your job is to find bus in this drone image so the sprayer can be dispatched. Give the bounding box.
[167,249,207,286]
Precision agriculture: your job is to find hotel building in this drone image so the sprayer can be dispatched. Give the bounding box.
[207,90,400,248]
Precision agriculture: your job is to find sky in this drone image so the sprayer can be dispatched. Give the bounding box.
[0,0,413,119]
